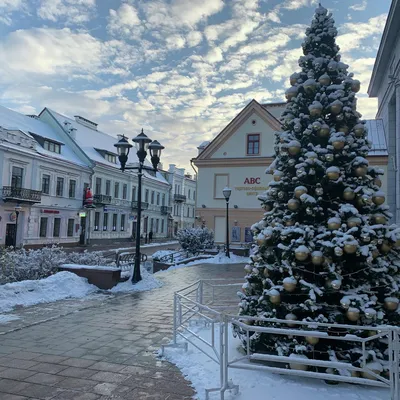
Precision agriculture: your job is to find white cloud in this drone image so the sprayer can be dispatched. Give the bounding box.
[186,31,203,47]
[282,0,318,10]
[205,47,224,63]
[37,0,96,24]
[349,1,368,11]
[356,96,377,119]
[165,34,186,50]
[0,0,26,25]
[107,3,142,38]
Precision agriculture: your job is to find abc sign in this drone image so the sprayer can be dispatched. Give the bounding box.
[244,177,260,184]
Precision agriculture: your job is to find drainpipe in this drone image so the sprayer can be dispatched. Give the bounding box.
[190,159,198,226]
[395,83,400,223]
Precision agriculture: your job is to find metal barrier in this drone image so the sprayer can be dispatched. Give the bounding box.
[116,251,147,271]
[161,280,400,400]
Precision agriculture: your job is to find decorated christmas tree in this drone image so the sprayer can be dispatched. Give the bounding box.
[235,5,400,376]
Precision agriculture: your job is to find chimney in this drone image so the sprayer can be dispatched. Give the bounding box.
[197,141,210,155]
[74,115,98,131]
[169,164,176,173]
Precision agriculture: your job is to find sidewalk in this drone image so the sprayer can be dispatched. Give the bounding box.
[0,263,245,399]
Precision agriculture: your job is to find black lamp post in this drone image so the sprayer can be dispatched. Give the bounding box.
[14,204,22,250]
[222,187,231,258]
[114,130,164,283]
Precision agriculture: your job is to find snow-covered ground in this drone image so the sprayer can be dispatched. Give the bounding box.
[161,324,389,400]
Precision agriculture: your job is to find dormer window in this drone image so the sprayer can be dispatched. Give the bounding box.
[105,153,116,163]
[44,140,61,154]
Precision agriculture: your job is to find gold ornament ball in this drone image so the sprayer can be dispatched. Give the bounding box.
[290,360,308,371]
[331,103,343,115]
[327,171,340,180]
[311,253,324,265]
[285,219,295,226]
[372,249,380,259]
[354,125,365,137]
[295,187,307,199]
[309,107,322,117]
[263,203,272,212]
[354,166,368,177]
[288,144,301,156]
[332,140,345,150]
[372,194,385,205]
[295,249,309,261]
[304,79,317,93]
[285,313,297,327]
[318,125,330,138]
[285,87,298,100]
[351,80,361,93]
[343,188,355,201]
[394,239,400,248]
[283,281,297,293]
[244,265,252,273]
[344,243,358,254]
[346,309,360,321]
[273,174,282,182]
[373,214,387,224]
[325,153,334,162]
[270,294,281,304]
[263,268,269,278]
[374,177,382,187]
[290,75,297,85]
[380,241,392,254]
[347,217,361,228]
[384,298,399,311]
[318,74,331,86]
[288,199,300,211]
[306,336,319,345]
[256,238,267,246]
[328,220,341,230]
[339,125,349,134]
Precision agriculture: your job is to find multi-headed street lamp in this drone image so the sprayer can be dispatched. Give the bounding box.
[114,130,164,283]
[222,187,231,258]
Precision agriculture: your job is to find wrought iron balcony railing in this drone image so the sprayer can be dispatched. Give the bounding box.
[2,186,42,203]
[161,205,172,215]
[174,194,186,202]
[111,198,132,207]
[93,194,112,205]
[131,201,149,210]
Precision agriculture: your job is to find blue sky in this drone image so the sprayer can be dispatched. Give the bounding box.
[0,0,391,170]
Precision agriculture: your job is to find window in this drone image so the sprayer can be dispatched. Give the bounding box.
[145,189,149,202]
[150,218,154,232]
[11,166,23,188]
[67,219,74,237]
[132,186,136,201]
[161,219,164,233]
[95,178,102,195]
[188,189,191,199]
[162,193,165,206]
[105,180,111,196]
[214,174,229,199]
[94,212,100,231]
[156,219,159,233]
[44,140,61,154]
[122,184,127,200]
[114,182,119,198]
[103,213,108,231]
[121,215,125,231]
[151,191,155,204]
[69,180,76,198]
[53,218,61,237]
[247,134,260,155]
[187,207,190,217]
[56,177,64,196]
[112,214,117,231]
[193,190,196,200]
[39,217,48,237]
[156,192,160,205]
[42,174,50,195]
[105,153,116,163]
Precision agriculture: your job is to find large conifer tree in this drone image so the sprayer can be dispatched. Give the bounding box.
[235,5,400,376]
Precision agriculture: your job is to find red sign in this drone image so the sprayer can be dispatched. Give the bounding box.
[244,177,261,184]
[41,209,60,214]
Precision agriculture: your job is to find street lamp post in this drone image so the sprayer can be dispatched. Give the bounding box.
[14,204,22,250]
[222,187,231,258]
[114,130,164,283]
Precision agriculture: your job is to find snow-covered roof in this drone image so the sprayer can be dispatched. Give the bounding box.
[45,108,169,185]
[0,105,86,166]
[198,141,210,149]
[366,119,388,156]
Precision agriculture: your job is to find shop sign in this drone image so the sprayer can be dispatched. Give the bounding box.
[243,177,261,184]
[41,209,60,214]
[10,212,17,222]
[79,212,86,217]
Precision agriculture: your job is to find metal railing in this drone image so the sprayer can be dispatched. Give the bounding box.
[111,198,131,207]
[2,186,42,203]
[161,205,172,215]
[131,201,149,210]
[174,193,187,202]
[93,194,112,205]
[161,280,400,400]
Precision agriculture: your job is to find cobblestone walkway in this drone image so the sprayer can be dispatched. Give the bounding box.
[0,263,245,399]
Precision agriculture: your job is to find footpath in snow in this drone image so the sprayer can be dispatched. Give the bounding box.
[161,324,389,400]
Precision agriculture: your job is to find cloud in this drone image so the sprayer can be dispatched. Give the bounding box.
[349,1,368,11]
[37,0,96,24]
[107,3,142,38]
[186,31,203,47]
[205,47,224,63]
[0,0,26,25]
[282,0,318,10]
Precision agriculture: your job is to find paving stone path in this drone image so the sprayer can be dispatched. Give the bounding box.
[0,263,245,400]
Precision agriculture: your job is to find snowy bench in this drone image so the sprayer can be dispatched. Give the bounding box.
[59,264,121,290]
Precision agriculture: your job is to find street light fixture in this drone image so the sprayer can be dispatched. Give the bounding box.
[114,130,164,283]
[14,204,22,250]
[222,187,231,258]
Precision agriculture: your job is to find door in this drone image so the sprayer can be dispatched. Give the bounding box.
[214,216,226,243]
[5,224,16,247]
[79,216,86,245]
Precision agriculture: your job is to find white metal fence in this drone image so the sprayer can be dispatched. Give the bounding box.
[161,279,400,400]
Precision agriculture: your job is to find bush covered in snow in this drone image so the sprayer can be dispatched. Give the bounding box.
[176,227,214,253]
[0,246,110,284]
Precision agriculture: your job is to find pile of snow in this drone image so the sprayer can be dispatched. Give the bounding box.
[155,253,248,273]
[0,271,98,313]
[110,267,162,293]
[161,324,388,400]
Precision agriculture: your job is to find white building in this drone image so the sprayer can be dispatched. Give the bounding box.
[0,106,92,247]
[192,100,389,243]
[38,108,171,243]
[166,164,197,234]
[368,0,400,222]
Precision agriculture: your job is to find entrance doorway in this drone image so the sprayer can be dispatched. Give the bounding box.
[79,216,86,245]
[5,224,16,247]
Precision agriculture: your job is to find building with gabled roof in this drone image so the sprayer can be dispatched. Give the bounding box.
[192,99,388,244]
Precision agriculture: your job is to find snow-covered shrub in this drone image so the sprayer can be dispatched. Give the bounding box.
[0,246,110,284]
[177,227,214,253]
[152,250,175,261]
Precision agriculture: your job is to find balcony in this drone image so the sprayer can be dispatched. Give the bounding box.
[2,186,42,204]
[131,201,149,210]
[93,194,112,205]
[174,194,187,202]
[111,198,131,207]
[161,206,172,215]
